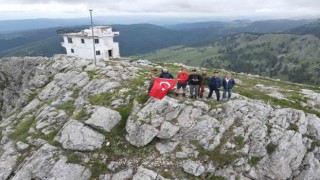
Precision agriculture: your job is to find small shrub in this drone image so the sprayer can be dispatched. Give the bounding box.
[71,89,80,99]
[86,70,97,80]
[56,101,75,115]
[45,130,59,142]
[190,140,207,158]
[66,153,82,164]
[208,147,240,168]
[73,108,87,121]
[266,143,278,155]
[234,136,245,149]
[250,156,262,166]
[287,124,299,132]
[90,161,109,179]
[9,116,36,142]
[136,93,149,104]
[309,141,320,152]
[89,92,115,106]
[27,93,37,103]
[113,106,133,135]
[266,124,272,135]
[209,176,225,180]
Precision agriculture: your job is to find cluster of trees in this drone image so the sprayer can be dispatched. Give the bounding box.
[200,35,320,85]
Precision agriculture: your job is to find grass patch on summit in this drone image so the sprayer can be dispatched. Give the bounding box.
[266,143,278,155]
[287,124,299,132]
[56,100,75,115]
[250,156,262,166]
[9,116,36,142]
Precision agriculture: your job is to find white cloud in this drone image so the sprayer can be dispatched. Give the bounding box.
[0,0,319,20]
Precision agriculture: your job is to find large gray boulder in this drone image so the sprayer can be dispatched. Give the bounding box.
[12,144,59,180]
[307,114,320,141]
[181,160,205,176]
[80,79,120,96]
[157,121,179,139]
[55,120,105,151]
[177,106,202,128]
[136,97,184,122]
[126,120,159,147]
[111,168,133,180]
[256,131,307,179]
[0,57,51,118]
[54,71,90,89]
[294,152,320,180]
[85,107,121,132]
[38,81,61,101]
[47,157,91,180]
[155,141,179,154]
[180,115,221,150]
[0,145,19,180]
[132,167,168,180]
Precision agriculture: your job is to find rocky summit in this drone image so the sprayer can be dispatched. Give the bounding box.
[1,55,320,180]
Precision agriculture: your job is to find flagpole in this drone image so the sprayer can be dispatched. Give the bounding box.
[89,9,97,66]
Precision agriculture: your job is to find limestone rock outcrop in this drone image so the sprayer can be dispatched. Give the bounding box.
[1,55,320,179]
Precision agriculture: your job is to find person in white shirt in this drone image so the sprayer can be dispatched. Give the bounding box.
[222,72,236,99]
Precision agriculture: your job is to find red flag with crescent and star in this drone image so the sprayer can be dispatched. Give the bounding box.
[149,78,177,99]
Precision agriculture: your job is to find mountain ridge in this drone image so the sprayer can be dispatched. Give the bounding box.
[0,18,317,58]
[1,55,320,179]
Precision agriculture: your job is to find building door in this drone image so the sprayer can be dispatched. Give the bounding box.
[108,50,113,58]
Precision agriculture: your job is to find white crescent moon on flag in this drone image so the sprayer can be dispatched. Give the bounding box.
[159,82,171,91]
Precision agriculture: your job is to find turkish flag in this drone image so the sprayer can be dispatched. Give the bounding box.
[149,78,177,99]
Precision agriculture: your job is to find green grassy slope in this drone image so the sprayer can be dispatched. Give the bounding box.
[135,33,320,85]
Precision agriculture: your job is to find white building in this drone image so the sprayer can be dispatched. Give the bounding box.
[60,26,120,60]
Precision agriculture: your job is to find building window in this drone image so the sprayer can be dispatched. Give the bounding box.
[81,39,85,44]
[96,51,101,55]
[71,49,74,53]
[94,39,99,44]
[67,37,73,43]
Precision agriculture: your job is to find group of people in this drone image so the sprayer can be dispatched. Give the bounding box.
[148,68,236,101]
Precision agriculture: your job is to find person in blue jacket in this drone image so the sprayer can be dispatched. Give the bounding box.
[207,71,222,101]
[222,72,236,99]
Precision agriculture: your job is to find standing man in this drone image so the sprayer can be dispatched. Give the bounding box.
[188,69,202,99]
[207,71,222,101]
[176,68,189,97]
[199,70,209,98]
[222,72,236,99]
[159,68,174,79]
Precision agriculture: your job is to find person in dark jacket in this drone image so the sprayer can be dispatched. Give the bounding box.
[207,71,222,101]
[198,70,209,98]
[159,68,174,79]
[188,69,202,99]
[222,72,236,99]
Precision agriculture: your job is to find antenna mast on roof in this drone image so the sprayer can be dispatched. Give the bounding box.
[89,9,97,66]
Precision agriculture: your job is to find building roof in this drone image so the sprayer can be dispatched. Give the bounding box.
[59,26,116,38]
[60,32,99,38]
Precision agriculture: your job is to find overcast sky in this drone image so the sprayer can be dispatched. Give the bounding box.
[0,0,319,21]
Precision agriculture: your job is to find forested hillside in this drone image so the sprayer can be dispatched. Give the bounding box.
[286,20,320,36]
[0,19,316,58]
